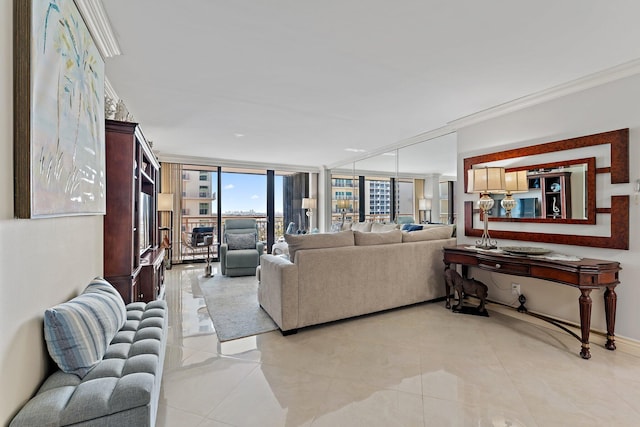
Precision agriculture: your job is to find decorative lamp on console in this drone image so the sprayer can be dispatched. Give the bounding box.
[336,199,349,223]
[501,170,529,217]
[302,197,316,217]
[302,197,317,230]
[419,198,432,223]
[468,167,506,249]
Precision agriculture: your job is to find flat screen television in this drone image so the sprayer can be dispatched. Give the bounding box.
[490,196,540,218]
[139,192,152,254]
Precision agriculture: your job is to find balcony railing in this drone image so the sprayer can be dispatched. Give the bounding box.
[177,215,284,262]
[183,191,215,199]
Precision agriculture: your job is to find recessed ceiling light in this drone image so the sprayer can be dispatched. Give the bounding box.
[234,133,245,138]
[344,148,366,153]
[382,152,396,156]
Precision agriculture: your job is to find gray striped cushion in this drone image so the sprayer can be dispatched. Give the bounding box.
[44,278,127,378]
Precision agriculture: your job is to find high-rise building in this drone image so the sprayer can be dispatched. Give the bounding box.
[182,170,216,221]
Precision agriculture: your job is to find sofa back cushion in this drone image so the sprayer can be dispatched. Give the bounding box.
[44,278,127,378]
[370,222,399,233]
[354,230,403,246]
[285,230,355,262]
[350,222,372,232]
[402,225,455,242]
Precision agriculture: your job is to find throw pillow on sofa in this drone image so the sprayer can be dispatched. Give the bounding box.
[330,222,343,233]
[44,277,127,378]
[401,224,423,232]
[285,230,355,262]
[402,225,455,242]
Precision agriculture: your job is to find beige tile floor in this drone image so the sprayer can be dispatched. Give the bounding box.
[157,264,640,427]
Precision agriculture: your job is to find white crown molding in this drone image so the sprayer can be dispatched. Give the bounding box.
[104,77,118,101]
[449,57,640,130]
[75,0,121,58]
[157,153,322,174]
[327,57,640,171]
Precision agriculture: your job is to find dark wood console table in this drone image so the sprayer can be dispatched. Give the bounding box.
[442,245,620,359]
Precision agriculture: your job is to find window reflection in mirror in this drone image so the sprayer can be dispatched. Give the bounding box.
[329,132,458,228]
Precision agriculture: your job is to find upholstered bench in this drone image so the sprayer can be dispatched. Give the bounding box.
[10,279,168,427]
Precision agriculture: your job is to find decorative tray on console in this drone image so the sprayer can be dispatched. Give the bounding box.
[500,246,552,256]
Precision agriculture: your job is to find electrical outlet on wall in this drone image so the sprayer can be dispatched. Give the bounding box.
[511,283,521,295]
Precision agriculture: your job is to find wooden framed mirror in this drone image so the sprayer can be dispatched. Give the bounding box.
[463,129,629,249]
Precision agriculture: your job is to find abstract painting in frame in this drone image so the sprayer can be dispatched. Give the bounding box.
[14,0,105,218]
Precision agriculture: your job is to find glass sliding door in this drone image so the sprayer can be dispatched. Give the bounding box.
[180,165,218,262]
[280,172,310,236]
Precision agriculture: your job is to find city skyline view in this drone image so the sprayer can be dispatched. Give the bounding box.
[221,172,284,214]
[184,171,285,215]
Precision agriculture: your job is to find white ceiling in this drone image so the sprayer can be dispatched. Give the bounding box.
[102,0,640,173]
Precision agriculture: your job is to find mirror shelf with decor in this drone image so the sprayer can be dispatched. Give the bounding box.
[485,157,596,224]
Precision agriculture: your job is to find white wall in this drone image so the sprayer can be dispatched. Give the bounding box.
[0,4,103,424]
[456,73,640,342]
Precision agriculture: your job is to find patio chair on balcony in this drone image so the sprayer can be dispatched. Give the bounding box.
[181,232,210,261]
[220,219,264,277]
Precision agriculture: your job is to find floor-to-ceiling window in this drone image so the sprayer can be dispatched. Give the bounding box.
[169,163,314,263]
[221,167,267,243]
[180,165,218,262]
[365,176,392,223]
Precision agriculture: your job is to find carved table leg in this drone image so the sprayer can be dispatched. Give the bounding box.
[579,289,592,359]
[604,285,617,351]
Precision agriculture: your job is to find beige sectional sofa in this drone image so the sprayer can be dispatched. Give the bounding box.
[258,226,456,333]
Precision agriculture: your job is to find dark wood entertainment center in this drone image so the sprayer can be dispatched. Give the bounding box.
[443,245,620,359]
[104,120,165,303]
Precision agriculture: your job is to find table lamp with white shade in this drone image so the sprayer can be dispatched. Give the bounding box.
[418,198,432,223]
[336,199,349,223]
[302,197,316,231]
[501,170,529,217]
[467,167,506,249]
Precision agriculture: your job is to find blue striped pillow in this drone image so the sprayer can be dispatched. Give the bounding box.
[44,278,127,378]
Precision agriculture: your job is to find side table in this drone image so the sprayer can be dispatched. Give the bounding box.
[203,236,218,278]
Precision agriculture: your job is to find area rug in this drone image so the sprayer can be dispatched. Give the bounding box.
[199,274,278,342]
